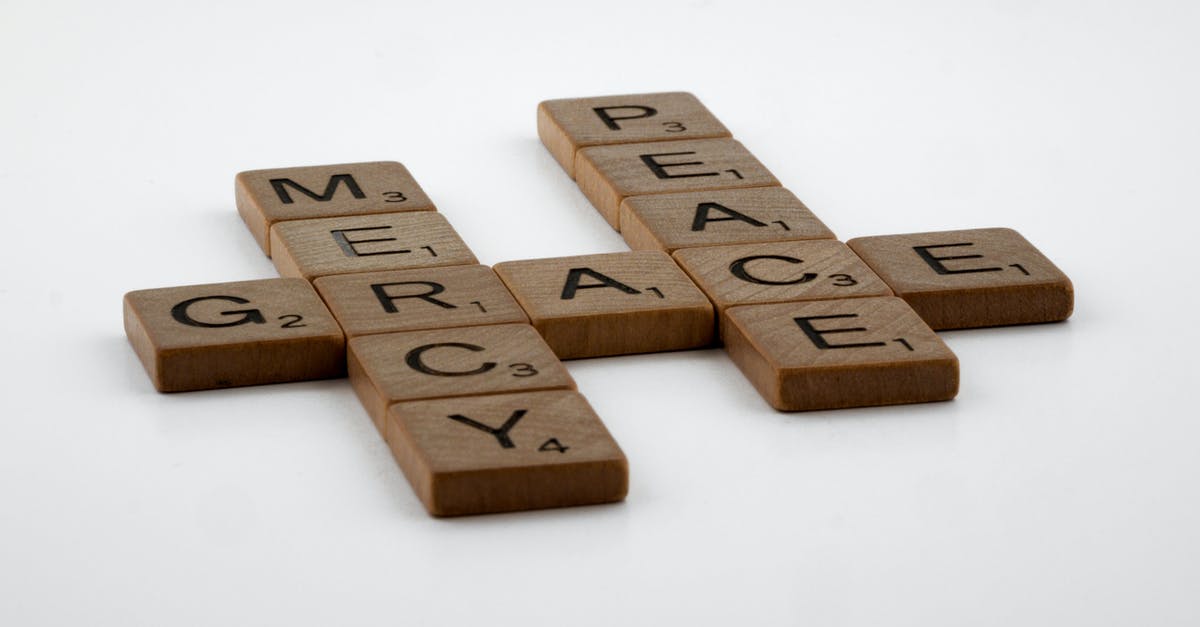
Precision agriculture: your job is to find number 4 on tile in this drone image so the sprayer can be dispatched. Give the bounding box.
[538,438,569,453]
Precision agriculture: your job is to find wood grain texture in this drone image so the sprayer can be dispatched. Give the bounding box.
[493,251,715,359]
[575,139,780,230]
[673,240,893,331]
[123,278,345,392]
[847,227,1074,330]
[387,390,628,517]
[723,297,958,411]
[348,324,575,436]
[236,161,435,256]
[270,212,477,281]
[620,187,836,252]
[313,265,528,338]
[537,92,731,178]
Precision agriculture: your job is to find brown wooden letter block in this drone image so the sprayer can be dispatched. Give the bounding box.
[236,161,436,256]
[621,187,836,253]
[493,251,714,359]
[348,324,575,436]
[387,390,628,517]
[123,278,345,392]
[270,212,477,281]
[537,92,731,179]
[313,265,528,338]
[723,297,958,411]
[846,228,1074,330]
[673,240,894,329]
[575,138,780,230]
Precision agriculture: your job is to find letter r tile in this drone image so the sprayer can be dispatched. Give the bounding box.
[847,228,1074,329]
[313,265,528,338]
[347,324,575,437]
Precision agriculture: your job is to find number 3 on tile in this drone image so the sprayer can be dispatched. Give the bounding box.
[508,363,538,377]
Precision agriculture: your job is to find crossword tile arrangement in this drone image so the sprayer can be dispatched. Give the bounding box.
[124,92,1074,517]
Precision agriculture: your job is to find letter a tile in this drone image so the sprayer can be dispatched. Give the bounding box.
[387,390,628,516]
[348,324,575,436]
[847,228,1074,329]
[236,161,436,256]
[124,278,345,392]
[621,187,836,253]
[723,297,958,411]
[493,251,715,359]
[538,92,731,178]
[575,138,780,230]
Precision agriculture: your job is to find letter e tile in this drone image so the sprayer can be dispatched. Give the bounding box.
[847,228,1073,329]
[723,297,958,411]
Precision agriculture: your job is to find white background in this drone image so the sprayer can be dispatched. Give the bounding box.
[2,1,1198,625]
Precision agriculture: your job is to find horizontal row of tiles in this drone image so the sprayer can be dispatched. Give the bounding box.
[125,224,1073,391]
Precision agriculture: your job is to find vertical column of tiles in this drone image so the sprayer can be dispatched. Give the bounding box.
[386,390,628,516]
[124,279,345,392]
[575,138,780,230]
[620,187,836,252]
[236,161,436,255]
[538,92,731,179]
[723,297,959,411]
[313,265,528,338]
[270,212,477,280]
[672,240,893,333]
[347,323,576,436]
[494,251,715,359]
[847,228,1074,329]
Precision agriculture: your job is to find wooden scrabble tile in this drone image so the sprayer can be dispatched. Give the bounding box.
[723,297,958,411]
[847,228,1074,330]
[236,161,436,255]
[387,390,628,517]
[672,240,894,328]
[493,251,714,359]
[348,324,575,436]
[538,92,731,179]
[313,265,528,338]
[270,212,477,281]
[576,138,780,230]
[620,187,836,253]
[123,278,345,392]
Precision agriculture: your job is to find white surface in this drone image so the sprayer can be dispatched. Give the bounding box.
[2,1,1198,625]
